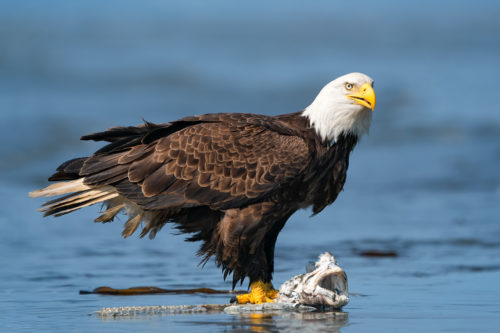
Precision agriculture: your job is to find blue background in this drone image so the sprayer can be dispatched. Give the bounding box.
[1,1,499,332]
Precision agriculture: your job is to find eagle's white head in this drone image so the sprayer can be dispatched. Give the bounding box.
[302,72,376,142]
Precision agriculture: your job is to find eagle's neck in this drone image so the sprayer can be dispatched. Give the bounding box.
[275,112,359,153]
[301,93,372,143]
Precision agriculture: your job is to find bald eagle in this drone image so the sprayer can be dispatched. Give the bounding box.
[30,72,375,304]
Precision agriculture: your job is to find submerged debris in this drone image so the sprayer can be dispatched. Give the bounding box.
[80,286,241,295]
[95,304,228,317]
[276,252,349,308]
[94,303,317,317]
[359,250,398,257]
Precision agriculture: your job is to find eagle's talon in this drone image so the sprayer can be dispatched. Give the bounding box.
[234,281,278,304]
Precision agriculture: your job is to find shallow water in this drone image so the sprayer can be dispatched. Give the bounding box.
[1,1,500,332]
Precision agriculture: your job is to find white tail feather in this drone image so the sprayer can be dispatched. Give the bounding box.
[30,178,120,217]
[29,179,90,198]
[31,178,152,238]
[41,188,118,208]
[39,192,120,215]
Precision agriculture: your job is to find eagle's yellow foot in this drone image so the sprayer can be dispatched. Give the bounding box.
[234,281,278,304]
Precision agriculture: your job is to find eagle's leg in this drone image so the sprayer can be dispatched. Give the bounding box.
[222,204,291,304]
[234,280,278,304]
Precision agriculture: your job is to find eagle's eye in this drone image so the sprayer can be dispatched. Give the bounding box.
[345,83,353,90]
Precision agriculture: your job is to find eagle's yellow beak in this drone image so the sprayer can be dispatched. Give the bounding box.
[347,83,376,110]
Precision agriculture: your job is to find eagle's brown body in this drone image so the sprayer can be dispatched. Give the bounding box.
[34,111,359,287]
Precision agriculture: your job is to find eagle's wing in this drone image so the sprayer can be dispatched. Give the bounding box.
[78,114,309,211]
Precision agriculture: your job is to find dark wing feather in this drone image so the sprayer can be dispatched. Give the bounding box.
[80,114,309,210]
[48,157,88,181]
[81,123,154,142]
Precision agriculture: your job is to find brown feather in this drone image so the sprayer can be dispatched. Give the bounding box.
[81,153,124,175]
[95,203,126,223]
[142,165,176,197]
[122,213,143,238]
[118,144,153,164]
[128,156,163,183]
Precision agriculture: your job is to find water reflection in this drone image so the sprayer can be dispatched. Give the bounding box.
[228,311,348,333]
